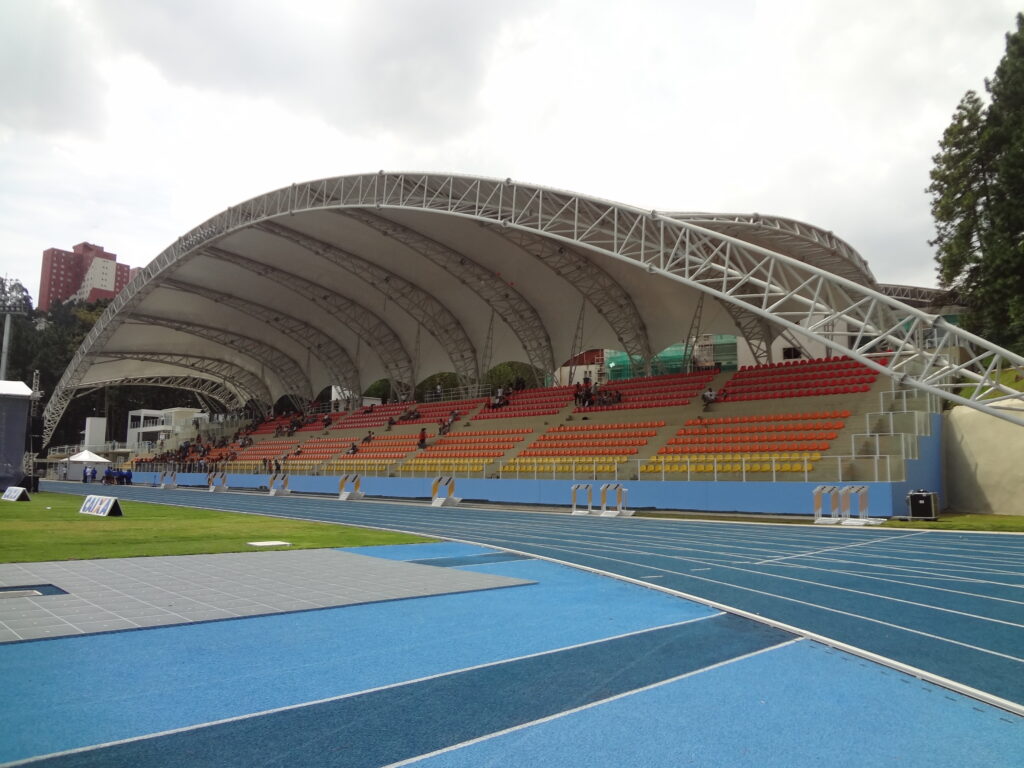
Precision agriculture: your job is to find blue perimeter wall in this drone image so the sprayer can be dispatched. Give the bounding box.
[131,416,943,518]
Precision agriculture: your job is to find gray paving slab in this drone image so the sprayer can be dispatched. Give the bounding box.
[0,548,531,642]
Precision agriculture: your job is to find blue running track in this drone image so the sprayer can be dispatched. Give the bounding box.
[2,481,1017,767]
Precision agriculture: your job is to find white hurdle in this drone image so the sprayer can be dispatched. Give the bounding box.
[430,476,461,507]
[598,483,634,517]
[570,483,593,515]
[158,471,177,489]
[338,474,365,501]
[812,485,840,524]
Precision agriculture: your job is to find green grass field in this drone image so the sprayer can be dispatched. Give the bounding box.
[640,510,1024,531]
[883,513,1024,532]
[0,492,434,563]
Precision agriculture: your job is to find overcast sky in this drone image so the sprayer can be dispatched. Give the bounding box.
[1,0,1019,304]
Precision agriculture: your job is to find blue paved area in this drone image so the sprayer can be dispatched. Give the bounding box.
[26,615,791,768]
[40,482,1024,708]
[4,531,1023,766]
[0,557,712,763]
[8,483,1020,766]
[414,641,1022,768]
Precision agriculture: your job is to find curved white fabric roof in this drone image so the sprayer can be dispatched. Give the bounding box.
[42,172,1024,443]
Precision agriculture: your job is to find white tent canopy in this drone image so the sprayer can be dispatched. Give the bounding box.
[66,450,111,464]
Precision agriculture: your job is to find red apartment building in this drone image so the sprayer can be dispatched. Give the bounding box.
[38,243,132,311]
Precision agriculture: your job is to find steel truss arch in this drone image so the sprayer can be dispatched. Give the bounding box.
[44,172,1024,448]
[670,213,876,287]
[202,247,415,397]
[718,303,779,364]
[42,240,224,446]
[162,280,361,397]
[336,209,556,374]
[256,221,479,387]
[127,314,312,403]
[95,352,272,407]
[879,283,951,309]
[70,376,246,412]
[489,227,653,371]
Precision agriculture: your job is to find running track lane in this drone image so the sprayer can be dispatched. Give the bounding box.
[40,483,1024,709]
[26,615,793,768]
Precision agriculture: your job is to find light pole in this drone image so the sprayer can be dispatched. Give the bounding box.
[0,279,31,380]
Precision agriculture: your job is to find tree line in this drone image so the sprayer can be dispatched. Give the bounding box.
[928,13,1024,355]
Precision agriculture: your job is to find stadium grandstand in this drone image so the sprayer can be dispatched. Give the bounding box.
[37,172,1024,516]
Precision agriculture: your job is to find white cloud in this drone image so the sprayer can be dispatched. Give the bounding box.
[1,0,1021,305]
[0,0,106,135]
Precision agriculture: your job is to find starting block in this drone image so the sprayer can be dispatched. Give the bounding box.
[598,483,634,517]
[208,471,229,492]
[430,476,461,507]
[840,485,880,525]
[338,474,365,501]
[268,474,291,496]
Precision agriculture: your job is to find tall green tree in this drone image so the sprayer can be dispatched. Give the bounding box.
[928,13,1024,353]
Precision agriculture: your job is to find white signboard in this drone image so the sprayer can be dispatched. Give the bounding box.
[2,487,29,501]
[79,495,124,517]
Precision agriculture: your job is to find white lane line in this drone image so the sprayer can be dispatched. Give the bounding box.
[3,615,720,767]
[556,537,1024,630]
[753,532,928,565]
[531,541,1024,663]
[761,553,1024,588]
[382,639,803,768]
[786,564,1024,607]
[395,523,1024,630]
[411,519,1024,627]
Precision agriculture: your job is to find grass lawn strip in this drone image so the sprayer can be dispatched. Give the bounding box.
[0,492,433,563]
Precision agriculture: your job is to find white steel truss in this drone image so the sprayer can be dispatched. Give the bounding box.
[878,283,951,308]
[127,314,313,402]
[669,213,877,288]
[42,172,1024,446]
[491,227,653,370]
[256,221,480,387]
[94,352,272,408]
[162,280,361,396]
[203,247,416,397]
[71,376,249,414]
[337,209,556,374]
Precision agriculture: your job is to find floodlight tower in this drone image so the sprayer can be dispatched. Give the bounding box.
[0,280,30,380]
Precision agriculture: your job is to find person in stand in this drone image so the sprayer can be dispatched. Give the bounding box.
[701,387,717,410]
[418,427,427,449]
[346,442,359,454]
[362,431,374,444]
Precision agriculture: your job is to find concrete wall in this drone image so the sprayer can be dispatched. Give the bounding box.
[943,406,1024,515]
